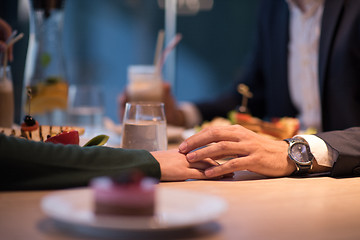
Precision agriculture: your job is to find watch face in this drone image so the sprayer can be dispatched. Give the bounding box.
[290,143,312,163]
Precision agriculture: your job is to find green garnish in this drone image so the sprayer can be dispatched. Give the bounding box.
[83,135,109,147]
[227,110,237,124]
[40,53,51,67]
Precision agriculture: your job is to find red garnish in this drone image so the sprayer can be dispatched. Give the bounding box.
[45,130,80,145]
[236,113,253,122]
[21,121,39,131]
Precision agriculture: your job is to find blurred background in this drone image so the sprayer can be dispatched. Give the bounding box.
[1,0,259,124]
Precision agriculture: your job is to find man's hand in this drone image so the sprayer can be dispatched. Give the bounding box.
[117,82,186,127]
[151,149,220,181]
[178,125,297,178]
[161,82,186,127]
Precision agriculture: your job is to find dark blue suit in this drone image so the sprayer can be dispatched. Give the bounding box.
[196,0,360,177]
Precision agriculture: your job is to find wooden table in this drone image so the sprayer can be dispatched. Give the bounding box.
[1,171,360,240]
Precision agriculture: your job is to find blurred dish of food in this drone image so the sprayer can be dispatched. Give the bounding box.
[41,186,227,230]
[91,171,157,217]
[229,111,300,139]
[0,124,84,142]
[193,111,300,140]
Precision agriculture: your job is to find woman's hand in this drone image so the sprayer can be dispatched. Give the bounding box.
[151,149,221,181]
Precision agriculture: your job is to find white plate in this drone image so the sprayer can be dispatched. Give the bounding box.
[166,125,185,141]
[41,187,227,231]
[182,128,196,140]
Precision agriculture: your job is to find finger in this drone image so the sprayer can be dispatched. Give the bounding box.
[185,168,212,180]
[0,41,6,53]
[186,141,245,162]
[160,168,208,181]
[0,19,12,40]
[189,158,219,169]
[7,46,13,62]
[191,159,235,179]
[117,92,128,121]
[0,42,6,63]
[118,91,127,106]
[179,125,247,154]
[210,154,240,161]
[204,158,249,178]
[191,157,235,179]
[223,172,235,178]
[163,81,171,93]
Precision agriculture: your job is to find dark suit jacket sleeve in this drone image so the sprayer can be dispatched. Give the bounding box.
[316,127,360,177]
[0,134,161,190]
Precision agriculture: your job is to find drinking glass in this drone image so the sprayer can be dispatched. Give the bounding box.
[67,85,104,128]
[0,66,14,128]
[126,65,162,102]
[121,102,167,151]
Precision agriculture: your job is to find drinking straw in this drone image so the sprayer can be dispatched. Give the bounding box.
[153,29,165,66]
[7,32,24,47]
[1,31,14,82]
[155,33,182,78]
[6,30,18,44]
[2,32,24,82]
[1,50,8,82]
[1,30,17,66]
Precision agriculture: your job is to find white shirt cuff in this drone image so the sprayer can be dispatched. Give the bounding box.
[296,134,338,168]
[178,102,203,128]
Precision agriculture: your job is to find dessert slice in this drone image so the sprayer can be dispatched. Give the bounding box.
[91,171,157,216]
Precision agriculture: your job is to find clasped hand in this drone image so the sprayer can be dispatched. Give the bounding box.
[179,125,296,178]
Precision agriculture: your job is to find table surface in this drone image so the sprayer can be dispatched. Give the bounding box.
[1,170,360,240]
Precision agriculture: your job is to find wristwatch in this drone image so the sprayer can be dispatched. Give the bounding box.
[284,137,314,175]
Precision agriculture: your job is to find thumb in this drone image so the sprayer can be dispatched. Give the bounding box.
[205,160,245,177]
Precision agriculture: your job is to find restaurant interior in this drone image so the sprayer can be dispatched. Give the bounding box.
[1,0,259,124]
[1,0,360,240]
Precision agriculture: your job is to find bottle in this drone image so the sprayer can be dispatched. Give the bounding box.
[0,66,14,128]
[24,0,67,125]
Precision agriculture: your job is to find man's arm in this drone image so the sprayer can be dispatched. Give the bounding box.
[178,125,360,178]
[316,127,360,177]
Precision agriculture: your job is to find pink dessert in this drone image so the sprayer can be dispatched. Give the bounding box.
[91,171,157,216]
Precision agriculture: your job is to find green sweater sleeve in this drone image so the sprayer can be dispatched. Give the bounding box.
[0,134,161,190]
